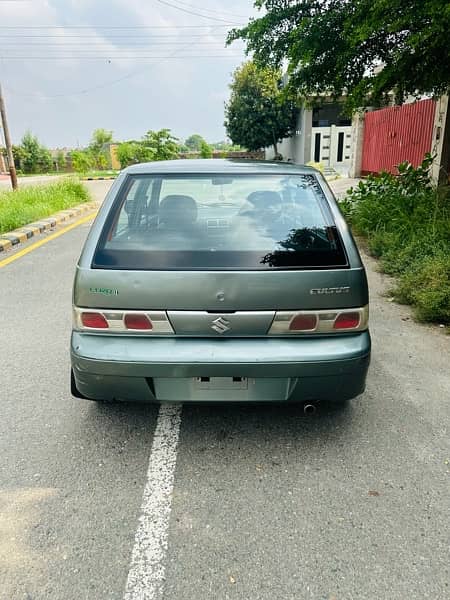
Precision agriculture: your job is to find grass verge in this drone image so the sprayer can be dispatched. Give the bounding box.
[81,170,119,179]
[340,156,450,327]
[0,179,90,234]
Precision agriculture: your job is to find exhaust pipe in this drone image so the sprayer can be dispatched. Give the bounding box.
[303,403,317,416]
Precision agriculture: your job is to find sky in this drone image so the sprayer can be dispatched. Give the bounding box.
[0,0,259,148]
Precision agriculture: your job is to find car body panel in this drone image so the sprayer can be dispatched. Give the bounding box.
[73,266,368,312]
[71,331,370,402]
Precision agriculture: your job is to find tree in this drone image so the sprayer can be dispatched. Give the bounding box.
[37,147,52,173]
[89,128,113,153]
[11,144,25,173]
[19,132,41,174]
[185,134,206,152]
[116,141,154,168]
[71,150,94,174]
[224,62,298,157]
[228,0,450,114]
[200,140,213,158]
[88,128,113,170]
[212,140,242,152]
[115,130,179,168]
[15,132,53,174]
[56,150,66,171]
[142,129,180,161]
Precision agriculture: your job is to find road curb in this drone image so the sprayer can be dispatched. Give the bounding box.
[82,176,117,181]
[0,201,99,253]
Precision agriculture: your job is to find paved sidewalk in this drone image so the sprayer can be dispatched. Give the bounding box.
[328,177,361,198]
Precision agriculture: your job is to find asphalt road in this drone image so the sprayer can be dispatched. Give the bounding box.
[0,180,449,600]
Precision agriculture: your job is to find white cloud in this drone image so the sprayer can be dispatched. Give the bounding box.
[0,0,257,146]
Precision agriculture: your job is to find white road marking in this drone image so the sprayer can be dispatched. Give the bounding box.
[124,403,183,600]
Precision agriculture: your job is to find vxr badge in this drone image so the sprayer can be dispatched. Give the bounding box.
[211,317,231,334]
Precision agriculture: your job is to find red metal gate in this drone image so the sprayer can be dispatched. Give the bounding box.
[361,99,436,175]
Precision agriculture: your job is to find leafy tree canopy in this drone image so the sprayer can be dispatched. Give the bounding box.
[142,129,180,161]
[224,61,298,156]
[89,129,113,154]
[185,134,207,152]
[13,132,53,174]
[228,0,450,113]
[87,129,113,170]
[116,141,154,169]
[199,139,213,158]
[116,129,180,168]
[71,150,94,175]
[212,140,242,152]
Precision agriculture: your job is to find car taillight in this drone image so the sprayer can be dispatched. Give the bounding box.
[74,308,174,334]
[269,306,368,335]
[333,312,360,330]
[124,313,153,330]
[81,312,109,329]
[289,314,318,331]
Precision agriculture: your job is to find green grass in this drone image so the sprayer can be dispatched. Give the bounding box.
[340,156,450,326]
[81,170,119,179]
[16,172,68,178]
[0,179,91,234]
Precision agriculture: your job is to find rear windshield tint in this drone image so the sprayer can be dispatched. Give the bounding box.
[93,173,348,270]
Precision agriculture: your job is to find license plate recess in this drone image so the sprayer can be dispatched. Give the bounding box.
[194,376,248,390]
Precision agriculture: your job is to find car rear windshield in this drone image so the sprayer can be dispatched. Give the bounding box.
[92,173,348,270]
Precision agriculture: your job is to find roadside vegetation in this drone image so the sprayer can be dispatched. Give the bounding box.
[82,170,119,179]
[340,156,450,326]
[70,128,114,174]
[115,130,241,169]
[1,128,243,179]
[10,131,54,175]
[0,179,90,234]
[224,61,298,158]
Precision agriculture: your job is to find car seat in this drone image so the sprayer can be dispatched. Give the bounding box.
[159,195,198,230]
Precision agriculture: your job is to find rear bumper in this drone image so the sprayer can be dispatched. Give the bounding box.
[71,331,371,403]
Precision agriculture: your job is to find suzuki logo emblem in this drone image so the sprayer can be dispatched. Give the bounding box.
[211,317,231,334]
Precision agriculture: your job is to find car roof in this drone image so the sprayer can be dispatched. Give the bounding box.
[124,159,319,176]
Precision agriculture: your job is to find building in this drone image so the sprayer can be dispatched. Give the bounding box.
[266,101,353,176]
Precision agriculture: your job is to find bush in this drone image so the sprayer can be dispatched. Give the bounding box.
[13,132,54,174]
[71,150,94,174]
[0,179,90,234]
[394,255,450,323]
[200,140,213,159]
[341,155,450,325]
[116,141,154,168]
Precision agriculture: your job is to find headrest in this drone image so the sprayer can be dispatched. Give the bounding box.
[246,191,282,210]
[159,195,197,227]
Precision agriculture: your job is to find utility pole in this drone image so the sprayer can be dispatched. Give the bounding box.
[0,83,18,190]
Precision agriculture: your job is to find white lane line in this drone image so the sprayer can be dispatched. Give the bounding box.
[124,403,183,600]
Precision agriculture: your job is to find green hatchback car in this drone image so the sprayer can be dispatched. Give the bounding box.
[71,160,370,405]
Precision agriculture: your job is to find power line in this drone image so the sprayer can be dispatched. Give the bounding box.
[0,25,233,29]
[159,0,249,19]
[0,34,231,39]
[0,55,242,59]
[0,34,229,39]
[0,42,232,52]
[153,0,244,25]
[0,22,244,99]
[0,41,230,46]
